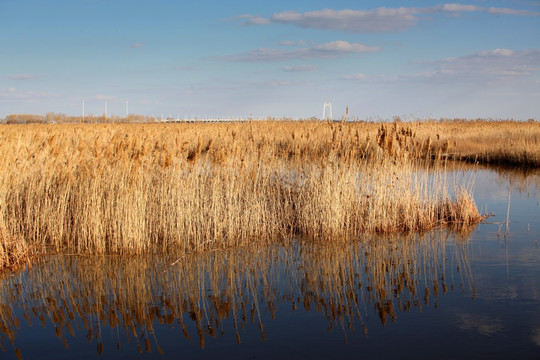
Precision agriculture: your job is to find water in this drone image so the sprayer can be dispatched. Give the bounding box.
[1,167,539,359]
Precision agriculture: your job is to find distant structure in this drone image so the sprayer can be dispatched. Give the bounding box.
[322,102,333,121]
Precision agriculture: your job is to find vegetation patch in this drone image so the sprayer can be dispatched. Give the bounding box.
[3,119,532,270]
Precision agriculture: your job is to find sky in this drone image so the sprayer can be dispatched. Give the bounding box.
[1,0,539,120]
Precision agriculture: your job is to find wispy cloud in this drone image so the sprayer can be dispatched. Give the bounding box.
[218,41,380,62]
[267,80,292,87]
[227,14,271,26]
[8,74,42,80]
[438,4,539,16]
[415,48,540,82]
[440,4,479,12]
[278,40,307,46]
[282,65,318,72]
[0,87,59,102]
[130,43,144,48]
[485,7,537,16]
[230,5,540,33]
[269,8,419,33]
[94,94,115,101]
[437,4,539,16]
[342,73,367,80]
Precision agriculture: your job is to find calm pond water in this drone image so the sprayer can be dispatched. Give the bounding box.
[1,166,539,360]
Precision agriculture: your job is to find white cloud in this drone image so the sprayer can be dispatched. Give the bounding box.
[227,14,271,26]
[437,4,540,16]
[130,43,144,48]
[314,41,378,53]
[477,48,514,57]
[437,48,539,78]
[218,41,380,62]
[231,5,539,33]
[282,65,318,72]
[441,4,479,12]
[270,8,419,33]
[409,48,540,83]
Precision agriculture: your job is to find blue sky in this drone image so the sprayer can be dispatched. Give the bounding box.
[1,0,539,120]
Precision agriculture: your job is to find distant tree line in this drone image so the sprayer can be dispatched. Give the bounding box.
[4,113,156,124]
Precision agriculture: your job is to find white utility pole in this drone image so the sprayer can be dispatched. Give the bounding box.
[322,102,333,121]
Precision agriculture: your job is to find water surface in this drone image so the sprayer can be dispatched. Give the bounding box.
[1,166,539,359]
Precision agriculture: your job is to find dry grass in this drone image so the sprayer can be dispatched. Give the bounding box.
[408,119,540,167]
[0,227,32,272]
[0,120,494,269]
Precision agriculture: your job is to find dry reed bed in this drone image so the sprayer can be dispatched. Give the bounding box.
[411,119,540,167]
[0,121,487,268]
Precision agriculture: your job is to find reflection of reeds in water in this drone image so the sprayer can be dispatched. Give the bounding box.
[0,231,474,358]
[440,160,540,194]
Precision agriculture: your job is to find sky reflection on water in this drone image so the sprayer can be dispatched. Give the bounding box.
[1,167,539,360]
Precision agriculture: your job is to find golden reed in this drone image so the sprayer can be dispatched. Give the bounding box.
[0,119,518,269]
